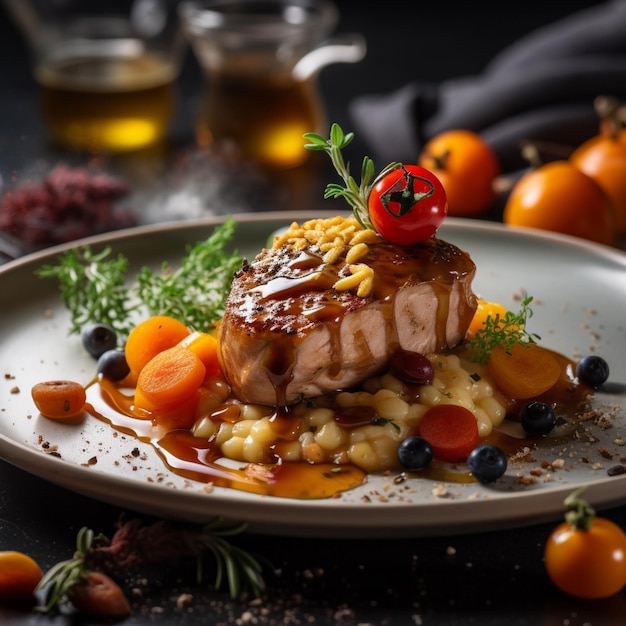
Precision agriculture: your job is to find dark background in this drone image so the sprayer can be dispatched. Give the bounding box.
[0,1,611,177]
[3,2,626,626]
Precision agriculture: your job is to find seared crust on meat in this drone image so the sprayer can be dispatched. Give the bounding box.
[218,217,477,406]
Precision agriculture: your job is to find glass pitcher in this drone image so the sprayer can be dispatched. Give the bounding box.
[179,0,365,169]
[2,0,186,153]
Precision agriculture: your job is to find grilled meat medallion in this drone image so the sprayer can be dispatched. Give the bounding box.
[218,225,477,406]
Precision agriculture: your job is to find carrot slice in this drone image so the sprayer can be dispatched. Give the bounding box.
[31,380,86,420]
[136,346,206,409]
[178,331,221,377]
[487,343,561,399]
[125,315,190,376]
[417,404,480,462]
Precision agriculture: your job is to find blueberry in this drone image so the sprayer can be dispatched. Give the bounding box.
[520,401,557,436]
[467,444,507,483]
[82,323,118,359]
[576,355,609,388]
[397,436,433,471]
[97,349,130,381]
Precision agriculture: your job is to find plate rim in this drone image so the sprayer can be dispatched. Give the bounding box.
[2,211,626,538]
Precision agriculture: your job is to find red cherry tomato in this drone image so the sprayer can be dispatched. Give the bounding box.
[368,165,448,245]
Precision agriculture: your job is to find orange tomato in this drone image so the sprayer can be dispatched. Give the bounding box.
[466,298,509,339]
[418,129,500,217]
[570,134,626,234]
[545,491,626,599]
[0,551,43,603]
[502,160,615,245]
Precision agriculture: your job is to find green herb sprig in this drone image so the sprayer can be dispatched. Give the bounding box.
[466,294,540,364]
[36,246,132,337]
[36,218,242,340]
[136,217,242,330]
[303,123,399,229]
[37,517,268,614]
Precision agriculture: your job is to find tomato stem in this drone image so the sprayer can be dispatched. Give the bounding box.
[563,487,596,532]
[303,124,399,231]
[380,166,436,217]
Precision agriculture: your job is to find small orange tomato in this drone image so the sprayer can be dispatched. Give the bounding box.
[0,551,43,603]
[466,298,509,339]
[418,129,500,217]
[570,134,626,234]
[503,160,615,245]
[544,490,626,599]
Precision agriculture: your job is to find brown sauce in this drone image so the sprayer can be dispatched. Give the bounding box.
[79,238,594,500]
[86,380,366,499]
[83,344,593,499]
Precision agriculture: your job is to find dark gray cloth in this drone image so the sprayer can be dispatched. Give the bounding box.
[349,1,626,172]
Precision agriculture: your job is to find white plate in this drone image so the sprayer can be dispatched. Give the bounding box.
[1,212,626,538]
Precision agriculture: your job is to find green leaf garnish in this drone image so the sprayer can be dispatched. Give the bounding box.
[303,123,399,229]
[136,217,242,331]
[36,246,132,337]
[466,294,541,364]
[371,416,401,433]
[36,218,242,340]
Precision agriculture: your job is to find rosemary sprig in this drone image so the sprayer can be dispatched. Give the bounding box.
[303,123,399,229]
[36,218,242,340]
[37,517,268,614]
[36,526,101,613]
[466,294,541,364]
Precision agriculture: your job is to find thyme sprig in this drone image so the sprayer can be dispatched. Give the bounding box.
[466,294,541,364]
[303,123,399,229]
[37,517,268,614]
[36,218,242,340]
[136,217,242,330]
[36,246,132,337]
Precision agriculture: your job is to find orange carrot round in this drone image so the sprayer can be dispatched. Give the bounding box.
[178,331,221,377]
[488,343,561,399]
[417,404,480,462]
[125,315,190,376]
[136,346,206,409]
[31,380,86,420]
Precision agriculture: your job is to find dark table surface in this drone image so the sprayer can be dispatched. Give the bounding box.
[3,2,626,625]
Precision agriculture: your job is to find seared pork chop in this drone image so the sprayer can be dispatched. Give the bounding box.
[218,217,477,406]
